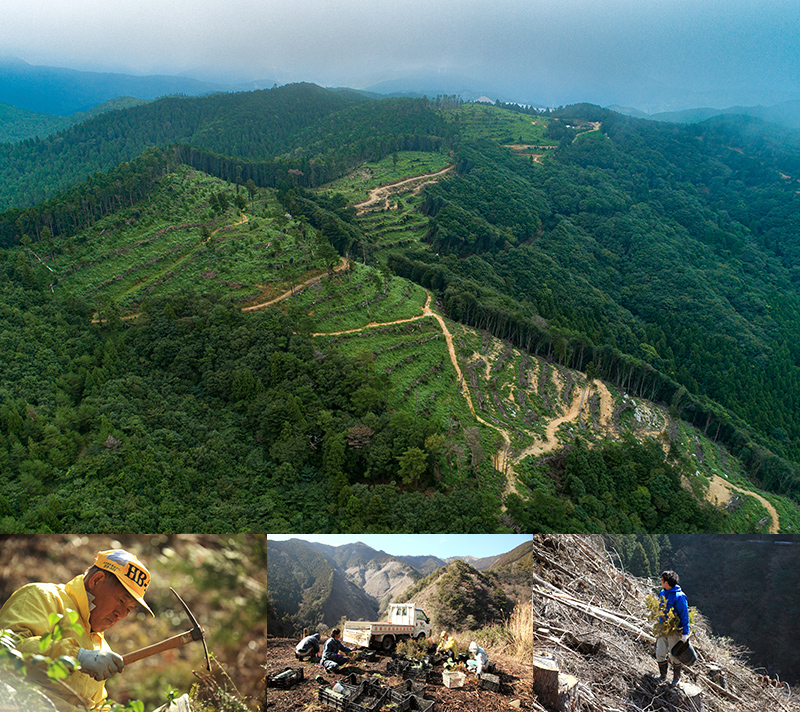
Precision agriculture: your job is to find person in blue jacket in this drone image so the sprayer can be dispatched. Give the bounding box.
[321,629,352,673]
[295,632,321,661]
[656,570,690,686]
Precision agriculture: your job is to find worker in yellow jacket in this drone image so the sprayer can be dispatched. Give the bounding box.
[0,549,153,711]
[435,631,458,661]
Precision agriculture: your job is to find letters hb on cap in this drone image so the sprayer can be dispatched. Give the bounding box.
[94,549,154,615]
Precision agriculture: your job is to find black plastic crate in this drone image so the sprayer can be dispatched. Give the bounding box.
[392,679,426,696]
[384,689,413,712]
[480,673,500,692]
[347,685,388,712]
[386,659,410,676]
[408,695,435,712]
[402,666,431,682]
[267,666,304,689]
[318,686,348,711]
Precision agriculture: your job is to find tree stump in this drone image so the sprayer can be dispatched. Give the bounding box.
[533,655,579,712]
[672,682,704,712]
[707,665,726,688]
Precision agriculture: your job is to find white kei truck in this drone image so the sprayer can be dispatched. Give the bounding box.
[342,603,432,651]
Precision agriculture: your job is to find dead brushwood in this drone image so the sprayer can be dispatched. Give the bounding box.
[531,535,800,712]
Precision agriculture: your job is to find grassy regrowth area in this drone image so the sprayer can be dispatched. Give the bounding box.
[442,103,557,146]
[51,166,329,310]
[293,265,428,332]
[322,151,452,204]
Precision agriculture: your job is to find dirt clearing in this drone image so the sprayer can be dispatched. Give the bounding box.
[265,638,533,711]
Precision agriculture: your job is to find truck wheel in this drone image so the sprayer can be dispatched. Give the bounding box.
[381,635,396,652]
[416,632,426,642]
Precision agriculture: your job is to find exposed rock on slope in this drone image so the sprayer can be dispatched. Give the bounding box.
[531,535,799,712]
[303,541,421,604]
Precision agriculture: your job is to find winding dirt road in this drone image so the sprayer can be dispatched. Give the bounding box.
[708,475,780,534]
[354,166,454,214]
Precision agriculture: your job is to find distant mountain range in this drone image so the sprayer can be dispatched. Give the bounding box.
[5,55,798,136]
[609,99,800,130]
[0,56,264,116]
[266,538,533,635]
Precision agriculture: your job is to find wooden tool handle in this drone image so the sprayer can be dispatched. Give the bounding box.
[123,630,197,665]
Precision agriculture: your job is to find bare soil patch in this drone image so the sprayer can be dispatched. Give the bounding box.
[265,638,533,711]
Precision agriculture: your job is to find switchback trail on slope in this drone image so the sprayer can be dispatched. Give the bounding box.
[708,474,780,534]
[353,165,454,214]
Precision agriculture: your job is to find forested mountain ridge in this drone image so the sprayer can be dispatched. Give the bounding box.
[0,83,452,212]
[266,538,381,633]
[0,83,369,210]
[0,96,150,143]
[2,88,800,532]
[302,541,422,604]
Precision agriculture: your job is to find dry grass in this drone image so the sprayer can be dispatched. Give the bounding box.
[507,601,534,662]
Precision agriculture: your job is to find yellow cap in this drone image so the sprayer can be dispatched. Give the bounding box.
[94,549,154,615]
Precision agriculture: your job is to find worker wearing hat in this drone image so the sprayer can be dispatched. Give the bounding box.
[435,631,457,661]
[0,548,153,711]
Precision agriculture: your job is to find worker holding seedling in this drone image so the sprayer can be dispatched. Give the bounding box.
[655,570,691,686]
[0,549,153,711]
[320,628,352,673]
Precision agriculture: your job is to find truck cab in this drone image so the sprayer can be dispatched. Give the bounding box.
[387,603,429,630]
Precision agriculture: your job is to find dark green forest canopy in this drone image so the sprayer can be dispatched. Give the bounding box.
[0,85,453,212]
[3,92,800,531]
[395,106,800,495]
[0,274,493,532]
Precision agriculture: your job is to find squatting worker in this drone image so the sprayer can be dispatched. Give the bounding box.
[0,548,153,711]
[655,569,690,686]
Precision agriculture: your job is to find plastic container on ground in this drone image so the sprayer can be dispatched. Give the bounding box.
[480,673,501,692]
[317,686,348,711]
[442,671,466,688]
[392,679,426,696]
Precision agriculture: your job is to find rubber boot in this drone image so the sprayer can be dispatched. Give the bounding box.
[671,663,682,686]
[657,661,668,681]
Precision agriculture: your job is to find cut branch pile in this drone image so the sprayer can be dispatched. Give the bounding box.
[531,535,799,712]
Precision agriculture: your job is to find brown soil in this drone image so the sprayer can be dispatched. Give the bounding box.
[354,166,454,214]
[265,638,533,712]
[707,474,780,533]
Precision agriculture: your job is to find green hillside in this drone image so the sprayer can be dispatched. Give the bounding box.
[2,86,800,533]
[266,538,380,633]
[0,96,149,144]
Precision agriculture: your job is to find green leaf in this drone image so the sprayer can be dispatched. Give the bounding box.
[47,612,63,629]
[38,633,52,653]
[47,659,72,681]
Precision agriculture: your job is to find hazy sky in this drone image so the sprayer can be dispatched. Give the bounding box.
[3,0,799,110]
[267,534,532,559]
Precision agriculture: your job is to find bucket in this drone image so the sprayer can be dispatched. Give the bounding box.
[670,639,698,666]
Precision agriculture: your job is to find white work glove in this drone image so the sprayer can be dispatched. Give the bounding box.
[77,648,125,680]
[680,634,690,643]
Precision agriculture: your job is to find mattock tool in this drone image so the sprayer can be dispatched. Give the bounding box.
[122,587,211,671]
